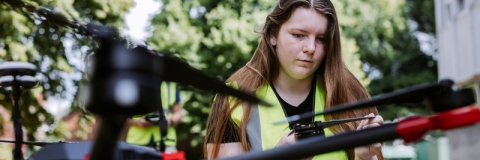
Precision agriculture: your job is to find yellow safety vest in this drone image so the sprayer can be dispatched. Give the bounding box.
[230,80,348,160]
[126,82,178,146]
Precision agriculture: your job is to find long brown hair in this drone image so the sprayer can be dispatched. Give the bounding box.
[204,0,383,159]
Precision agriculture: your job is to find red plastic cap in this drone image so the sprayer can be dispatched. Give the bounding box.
[83,153,90,160]
[162,151,186,160]
[396,116,432,143]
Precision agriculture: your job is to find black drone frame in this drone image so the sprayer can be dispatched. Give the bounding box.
[84,26,479,160]
[219,79,478,160]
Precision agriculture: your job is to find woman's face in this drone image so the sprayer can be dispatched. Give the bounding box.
[270,7,328,81]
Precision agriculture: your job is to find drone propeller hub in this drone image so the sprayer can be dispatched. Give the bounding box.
[0,61,37,76]
[0,75,38,88]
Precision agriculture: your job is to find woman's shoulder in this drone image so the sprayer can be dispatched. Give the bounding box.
[226,81,239,89]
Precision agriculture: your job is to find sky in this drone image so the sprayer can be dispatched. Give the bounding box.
[122,0,162,44]
[43,0,162,117]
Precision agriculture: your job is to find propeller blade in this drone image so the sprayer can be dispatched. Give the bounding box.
[0,140,76,147]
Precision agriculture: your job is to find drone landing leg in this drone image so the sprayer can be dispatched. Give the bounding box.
[89,114,128,160]
[12,76,24,160]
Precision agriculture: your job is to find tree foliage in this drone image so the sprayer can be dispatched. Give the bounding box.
[334,0,437,119]
[0,0,133,146]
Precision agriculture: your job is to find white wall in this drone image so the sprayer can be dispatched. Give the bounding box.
[435,0,480,159]
[436,0,480,84]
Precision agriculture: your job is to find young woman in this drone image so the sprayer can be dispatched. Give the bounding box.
[204,0,384,159]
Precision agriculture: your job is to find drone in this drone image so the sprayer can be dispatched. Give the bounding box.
[1,24,479,160]
[221,79,479,160]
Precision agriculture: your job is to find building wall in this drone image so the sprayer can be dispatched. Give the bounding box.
[435,0,480,159]
[436,0,480,85]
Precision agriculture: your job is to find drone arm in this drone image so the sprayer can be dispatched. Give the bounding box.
[159,54,270,106]
[221,106,480,160]
[283,80,455,124]
[220,123,400,160]
[89,114,129,160]
[11,78,23,160]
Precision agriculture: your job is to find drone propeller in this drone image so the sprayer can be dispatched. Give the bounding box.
[0,61,37,77]
[85,37,270,116]
[0,139,77,147]
[134,46,270,107]
[162,51,270,106]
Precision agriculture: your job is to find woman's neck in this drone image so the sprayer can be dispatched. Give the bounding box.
[272,73,315,106]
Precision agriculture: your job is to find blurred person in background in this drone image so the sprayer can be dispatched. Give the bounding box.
[125,81,183,152]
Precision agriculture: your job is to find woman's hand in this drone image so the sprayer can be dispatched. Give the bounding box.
[354,113,384,160]
[275,131,313,160]
[134,119,154,128]
[275,130,296,147]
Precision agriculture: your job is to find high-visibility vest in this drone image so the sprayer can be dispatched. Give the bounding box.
[126,82,178,146]
[230,81,348,160]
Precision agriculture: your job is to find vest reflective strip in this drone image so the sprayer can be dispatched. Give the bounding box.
[245,103,262,151]
[161,82,177,110]
[126,82,178,146]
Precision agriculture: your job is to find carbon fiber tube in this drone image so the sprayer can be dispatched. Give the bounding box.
[12,81,23,160]
[89,115,128,160]
[220,123,400,160]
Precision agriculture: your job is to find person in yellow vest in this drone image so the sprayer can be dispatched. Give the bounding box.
[204,0,385,160]
[125,81,182,152]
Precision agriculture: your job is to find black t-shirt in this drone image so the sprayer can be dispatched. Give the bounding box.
[207,83,315,143]
[271,83,314,129]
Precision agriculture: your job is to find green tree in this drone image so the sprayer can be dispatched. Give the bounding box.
[335,0,437,120]
[0,0,133,151]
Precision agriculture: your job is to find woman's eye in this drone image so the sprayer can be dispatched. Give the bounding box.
[293,34,304,38]
[316,37,324,41]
